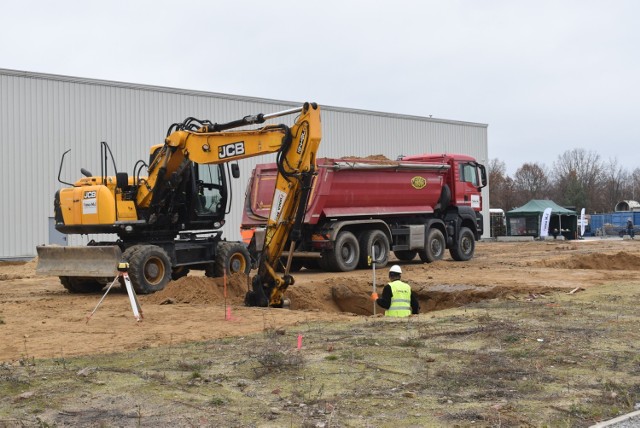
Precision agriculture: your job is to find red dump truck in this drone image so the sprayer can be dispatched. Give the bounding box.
[242,154,487,272]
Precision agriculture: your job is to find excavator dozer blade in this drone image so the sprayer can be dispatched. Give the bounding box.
[36,245,122,277]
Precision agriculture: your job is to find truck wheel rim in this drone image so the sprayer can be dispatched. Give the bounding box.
[375,243,387,261]
[431,240,443,256]
[461,237,472,253]
[341,245,356,264]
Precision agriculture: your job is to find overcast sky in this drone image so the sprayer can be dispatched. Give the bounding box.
[2,0,638,175]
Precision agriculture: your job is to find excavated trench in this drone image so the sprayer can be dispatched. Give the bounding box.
[140,250,640,315]
[4,249,640,316]
[139,272,554,316]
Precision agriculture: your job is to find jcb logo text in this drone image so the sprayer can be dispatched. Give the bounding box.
[219,142,245,159]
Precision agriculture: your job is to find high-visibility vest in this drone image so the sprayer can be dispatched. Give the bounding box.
[385,280,412,317]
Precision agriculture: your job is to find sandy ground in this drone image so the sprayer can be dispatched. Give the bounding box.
[1,238,639,363]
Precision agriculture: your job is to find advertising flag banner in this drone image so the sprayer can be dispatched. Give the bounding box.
[540,207,553,238]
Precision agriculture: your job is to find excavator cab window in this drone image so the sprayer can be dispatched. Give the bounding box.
[195,163,226,216]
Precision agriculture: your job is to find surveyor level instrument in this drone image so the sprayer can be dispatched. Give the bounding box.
[86,262,143,323]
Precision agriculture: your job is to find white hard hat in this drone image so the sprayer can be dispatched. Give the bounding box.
[389,265,402,274]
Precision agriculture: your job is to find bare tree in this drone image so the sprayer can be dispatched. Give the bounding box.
[487,159,516,210]
[631,168,640,202]
[598,158,630,212]
[551,149,603,211]
[513,163,549,205]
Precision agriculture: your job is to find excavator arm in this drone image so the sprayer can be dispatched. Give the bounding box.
[144,102,322,307]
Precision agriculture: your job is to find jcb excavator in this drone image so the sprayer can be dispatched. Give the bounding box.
[36,102,322,307]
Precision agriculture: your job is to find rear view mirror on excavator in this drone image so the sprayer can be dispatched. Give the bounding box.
[231,163,240,179]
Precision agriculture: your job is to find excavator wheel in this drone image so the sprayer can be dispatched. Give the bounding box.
[59,276,105,293]
[127,245,172,294]
[207,242,251,278]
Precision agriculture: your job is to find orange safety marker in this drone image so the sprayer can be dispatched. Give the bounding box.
[223,271,229,320]
[297,334,303,350]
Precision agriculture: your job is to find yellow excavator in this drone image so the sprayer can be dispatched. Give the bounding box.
[36,102,322,307]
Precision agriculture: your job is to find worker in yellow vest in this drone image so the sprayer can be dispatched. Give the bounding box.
[372,265,420,317]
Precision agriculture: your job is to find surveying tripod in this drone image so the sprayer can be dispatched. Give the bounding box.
[86,262,143,323]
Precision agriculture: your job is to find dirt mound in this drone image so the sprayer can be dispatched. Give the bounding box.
[540,251,640,270]
[0,259,37,280]
[141,274,251,305]
[340,154,391,161]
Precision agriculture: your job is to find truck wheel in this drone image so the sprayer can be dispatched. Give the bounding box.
[325,231,360,272]
[60,276,105,293]
[302,259,320,270]
[207,242,251,278]
[394,250,417,261]
[419,228,446,263]
[449,227,475,261]
[358,230,390,268]
[276,257,303,273]
[128,245,172,294]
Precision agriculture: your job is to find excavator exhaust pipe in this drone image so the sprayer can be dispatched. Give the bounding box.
[36,245,122,277]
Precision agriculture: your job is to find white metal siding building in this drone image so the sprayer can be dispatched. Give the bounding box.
[0,68,489,259]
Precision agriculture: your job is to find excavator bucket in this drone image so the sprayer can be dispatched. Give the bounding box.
[36,245,122,277]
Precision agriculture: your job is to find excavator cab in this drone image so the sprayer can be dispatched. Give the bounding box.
[193,164,227,218]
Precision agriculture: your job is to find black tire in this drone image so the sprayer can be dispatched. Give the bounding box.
[302,259,320,270]
[128,245,172,294]
[394,250,417,261]
[358,230,390,268]
[206,242,251,278]
[171,266,190,280]
[324,231,360,272]
[275,257,303,273]
[317,254,331,271]
[118,245,143,291]
[59,276,105,293]
[419,228,446,263]
[449,227,475,261]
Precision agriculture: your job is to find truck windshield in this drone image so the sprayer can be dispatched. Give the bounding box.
[460,163,479,186]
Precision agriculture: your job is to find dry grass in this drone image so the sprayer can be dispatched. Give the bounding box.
[1,282,640,427]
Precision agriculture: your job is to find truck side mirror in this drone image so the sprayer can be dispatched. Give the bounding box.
[231,163,240,179]
[478,164,488,188]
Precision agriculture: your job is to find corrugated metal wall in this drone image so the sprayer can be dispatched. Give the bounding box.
[0,69,488,259]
